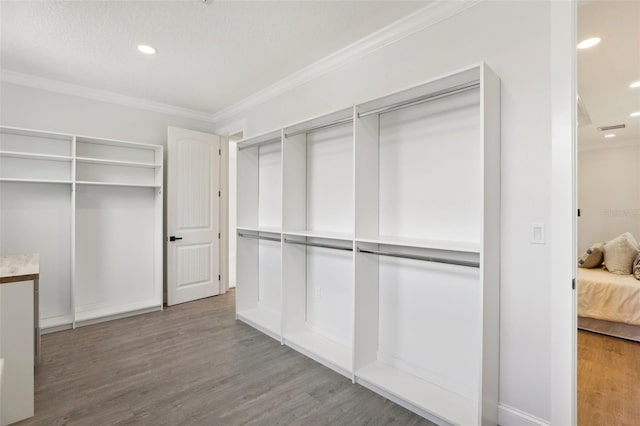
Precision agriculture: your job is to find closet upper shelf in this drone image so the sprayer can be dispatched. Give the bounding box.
[0,151,72,162]
[75,157,161,168]
[283,230,353,241]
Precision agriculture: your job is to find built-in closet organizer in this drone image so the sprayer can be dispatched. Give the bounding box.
[236,63,500,426]
[282,108,355,377]
[236,130,283,340]
[0,126,164,331]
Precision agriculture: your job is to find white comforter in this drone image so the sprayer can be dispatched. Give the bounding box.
[578,268,640,326]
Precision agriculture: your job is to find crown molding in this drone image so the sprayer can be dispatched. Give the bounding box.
[1,69,215,123]
[211,0,482,123]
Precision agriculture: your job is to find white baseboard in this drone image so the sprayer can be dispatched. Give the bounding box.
[499,403,551,426]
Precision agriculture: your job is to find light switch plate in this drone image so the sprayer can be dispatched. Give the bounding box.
[531,223,545,244]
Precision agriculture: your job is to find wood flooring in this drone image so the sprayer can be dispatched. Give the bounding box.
[19,290,434,426]
[578,330,640,426]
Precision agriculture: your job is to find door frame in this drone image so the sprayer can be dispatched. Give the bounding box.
[550,1,577,425]
[217,119,247,294]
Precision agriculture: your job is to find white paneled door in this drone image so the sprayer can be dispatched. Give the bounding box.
[167,127,220,306]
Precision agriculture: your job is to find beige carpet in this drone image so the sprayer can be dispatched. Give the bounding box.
[578,317,640,343]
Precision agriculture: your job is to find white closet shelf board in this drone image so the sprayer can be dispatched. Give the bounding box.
[237,307,281,340]
[356,361,476,426]
[284,329,352,377]
[356,236,479,253]
[283,107,353,138]
[356,64,481,117]
[0,126,73,141]
[75,157,160,168]
[237,129,281,151]
[75,181,161,188]
[237,226,282,234]
[0,178,72,184]
[0,151,72,162]
[283,230,353,241]
[75,135,159,150]
[74,299,162,324]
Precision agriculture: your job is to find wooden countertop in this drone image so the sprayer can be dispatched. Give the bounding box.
[0,254,39,284]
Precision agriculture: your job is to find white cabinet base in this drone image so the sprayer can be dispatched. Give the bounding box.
[0,281,34,426]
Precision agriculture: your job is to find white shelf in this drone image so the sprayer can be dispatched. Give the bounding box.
[74,299,162,323]
[237,307,281,340]
[356,361,476,426]
[0,178,72,184]
[283,230,353,241]
[75,181,160,188]
[76,135,160,150]
[356,236,480,253]
[0,151,72,162]
[284,329,352,377]
[237,226,282,234]
[75,157,160,168]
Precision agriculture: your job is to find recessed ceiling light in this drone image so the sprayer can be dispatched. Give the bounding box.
[604,134,615,139]
[630,81,640,88]
[577,37,601,49]
[137,44,157,55]
[631,111,640,118]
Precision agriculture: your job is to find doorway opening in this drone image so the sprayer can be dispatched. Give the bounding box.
[576,1,640,423]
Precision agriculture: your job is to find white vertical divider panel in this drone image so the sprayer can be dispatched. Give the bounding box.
[155,146,164,311]
[282,133,307,338]
[71,136,77,328]
[353,112,380,374]
[478,63,501,426]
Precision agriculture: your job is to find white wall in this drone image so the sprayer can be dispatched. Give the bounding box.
[578,142,640,253]
[217,1,554,422]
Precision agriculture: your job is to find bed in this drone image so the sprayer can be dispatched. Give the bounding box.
[578,267,640,326]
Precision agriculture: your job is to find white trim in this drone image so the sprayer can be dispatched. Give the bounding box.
[550,1,577,425]
[498,404,551,426]
[211,0,482,123]
[216,118,247,137]
[0,69,215,123]
[578,139,640,152]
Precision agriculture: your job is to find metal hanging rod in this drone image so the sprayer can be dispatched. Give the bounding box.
[358,80,480,118]
[238,233,281,242]
[284,117,353,139]
[285,239,353,252]
[238,137,281,151]
[356,247,479,268]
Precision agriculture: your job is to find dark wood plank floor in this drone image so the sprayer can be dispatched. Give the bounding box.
[20,290,433,425]
[578,330,640,426]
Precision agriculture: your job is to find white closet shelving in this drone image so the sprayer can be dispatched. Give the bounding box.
[282,108,355,376]
[0,126,163,331]
[236,63,500,425]
[236,130,283,340]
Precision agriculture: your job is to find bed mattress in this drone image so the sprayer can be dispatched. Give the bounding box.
[578,268,640,326]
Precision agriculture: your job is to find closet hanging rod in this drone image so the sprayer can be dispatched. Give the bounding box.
[238,233,282,242]
[284,239,353,252]
[358,80,480,118]
[356,247,479,268]
[284,117,353,139]
[237,137,281,151]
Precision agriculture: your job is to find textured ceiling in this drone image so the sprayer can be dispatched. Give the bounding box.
[0,1,428,115]
[578,0,640,147]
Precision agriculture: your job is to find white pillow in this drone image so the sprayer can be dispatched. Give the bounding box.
[603,232,640,275]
